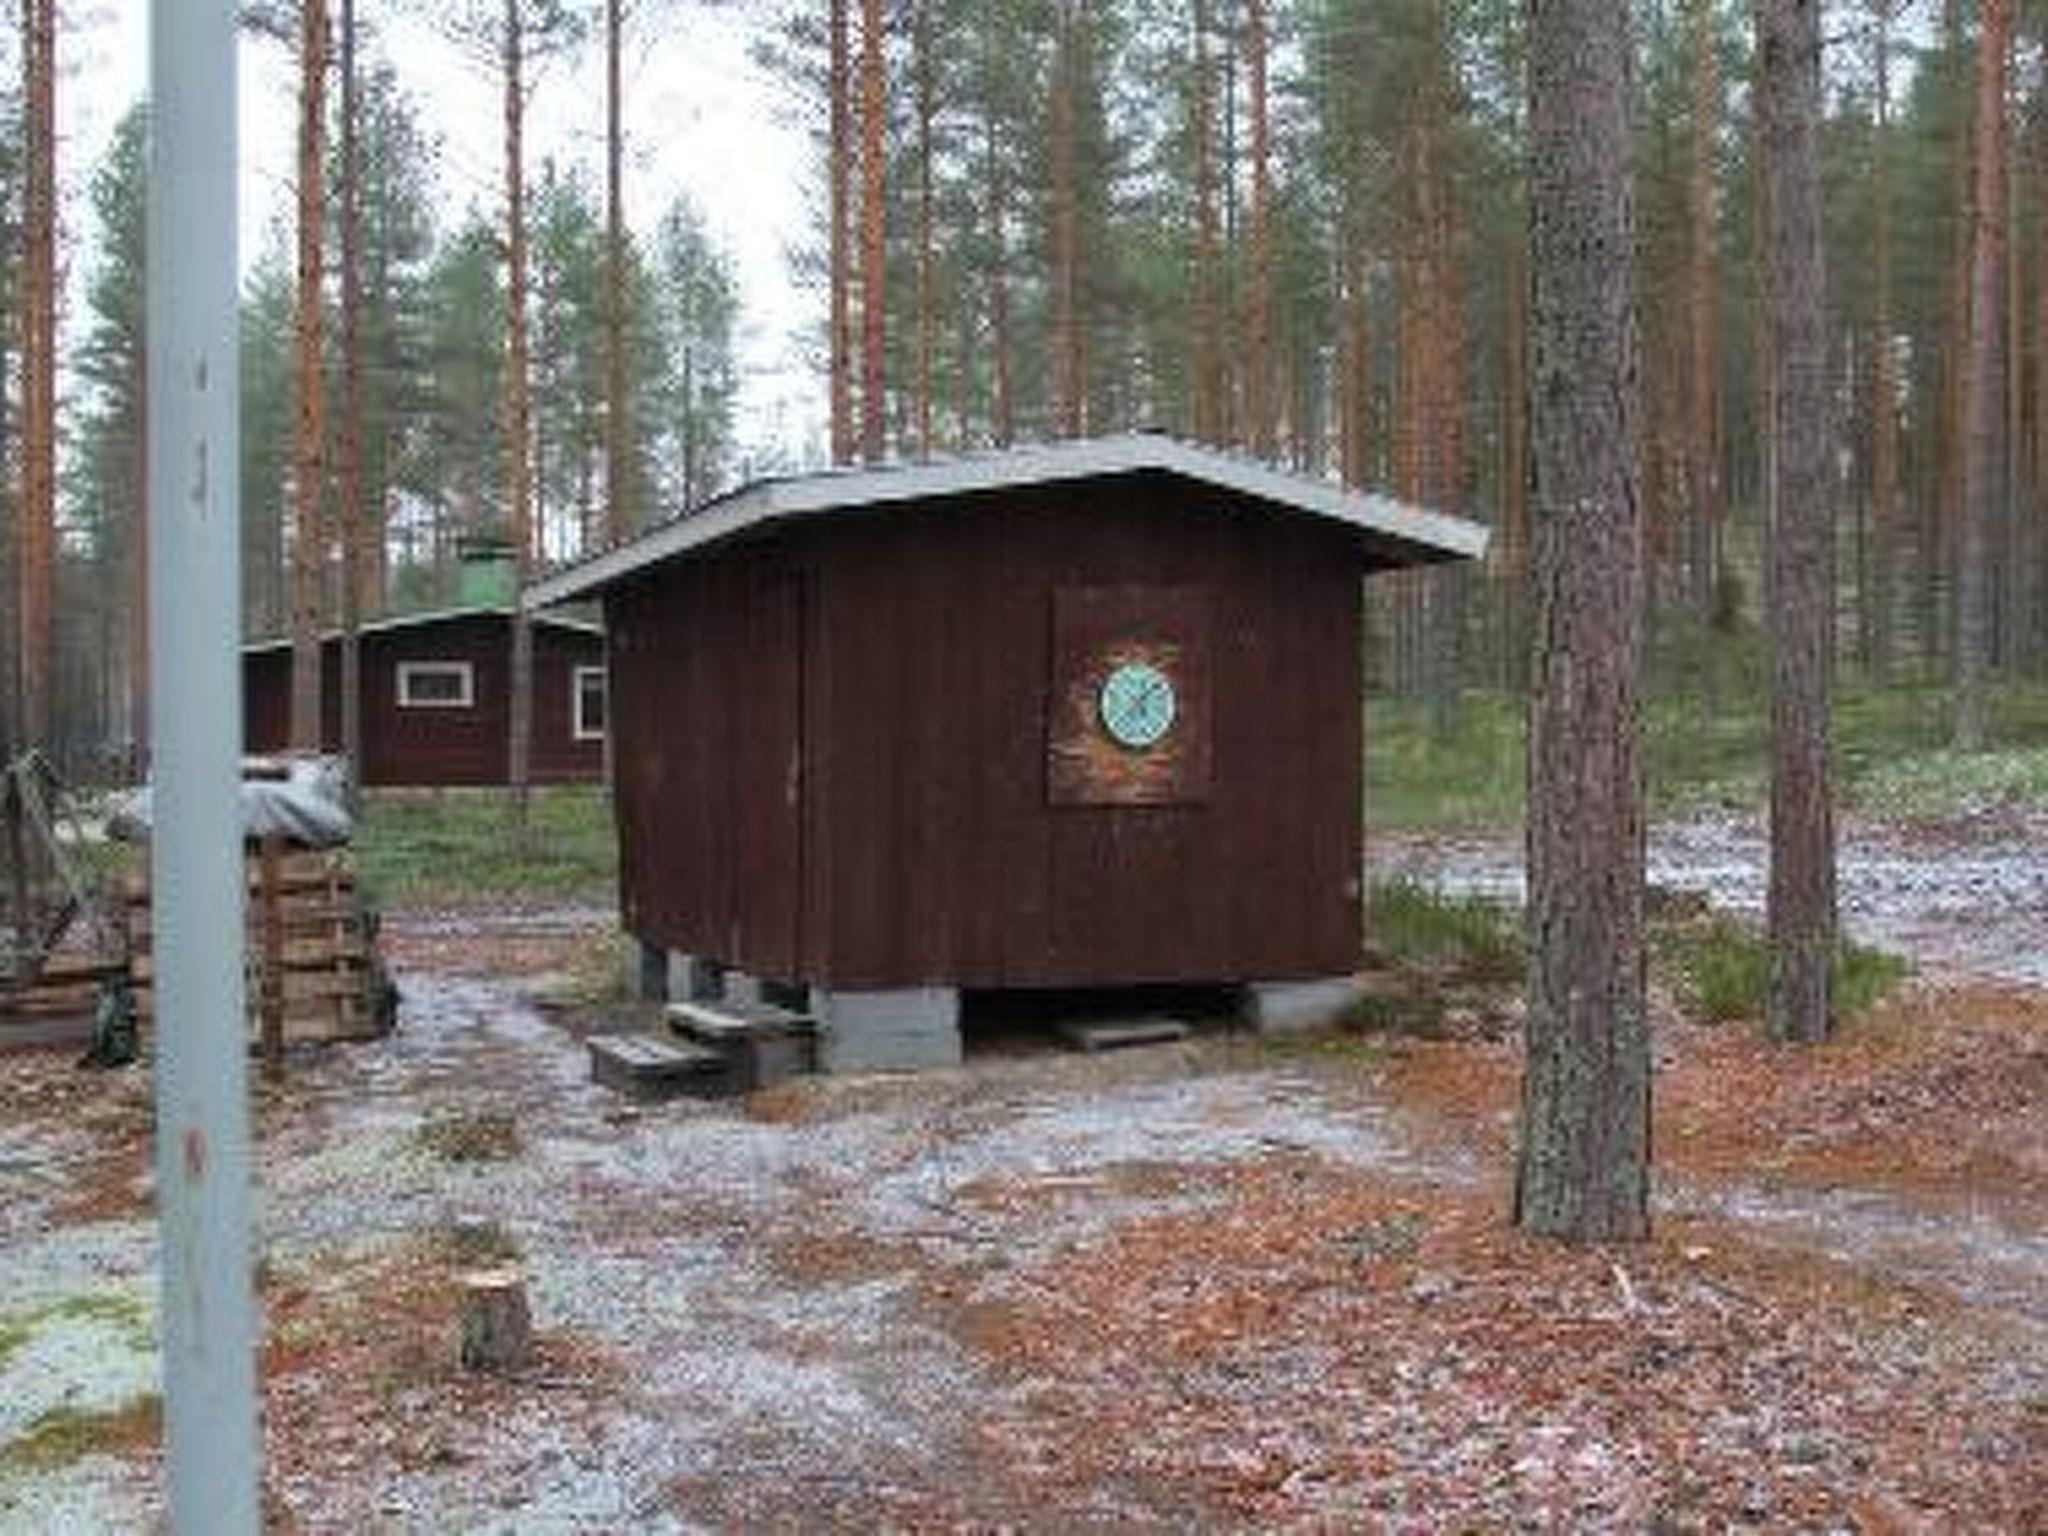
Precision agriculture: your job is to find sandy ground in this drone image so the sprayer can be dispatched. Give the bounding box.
[1,821,2045,1529]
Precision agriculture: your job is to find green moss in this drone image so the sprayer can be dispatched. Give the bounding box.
[0,1293,153,1372]
[0,1397,161,1474]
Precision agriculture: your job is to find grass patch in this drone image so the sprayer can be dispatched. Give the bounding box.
[1367,879,1521,983]
[352,786,616,907]
[1653,912,1910,1025]
[416,1108,524,1164]
[1370,676,2048,831]
[1349,988,1451,1037]
[0,1293,153,1372]
[0,1396,162,1474]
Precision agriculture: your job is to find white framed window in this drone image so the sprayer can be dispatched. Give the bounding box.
[573,664,608,741]
[396,660,475,709]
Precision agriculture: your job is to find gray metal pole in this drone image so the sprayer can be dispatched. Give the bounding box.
[148,5,261,1531]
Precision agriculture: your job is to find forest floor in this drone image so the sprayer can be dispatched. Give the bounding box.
[2,808,2046,1529]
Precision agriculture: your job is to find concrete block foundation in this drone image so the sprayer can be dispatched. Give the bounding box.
[1241,977,1362,1037]
[668,952,724,1003]
[812,986,963,1073]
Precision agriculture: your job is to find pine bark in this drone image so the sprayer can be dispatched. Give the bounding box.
[1758,0,1838,1043]
[1686,0,1722,613]
[1869,0,1897,678]
[503,0,535,828]
[1515,0,1650,1243]
[828,0,854,465]
[291,0,330,752]
[1051,1,1083,438]
[985,94,1013,448]
[859,0,887,463]
[1246,0,1273,456]
[1338,233,1370,490]
[604,0,630,541]
[913,0,934,458]
[1190,0,1223,443]
[1956,0,2009,748]
[340,0,366,801]
[18,0,55,752]
[2037,70,2048,655]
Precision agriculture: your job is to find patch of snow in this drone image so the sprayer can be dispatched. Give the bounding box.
[1375,810,2048,985]
[0,1454,152,1532]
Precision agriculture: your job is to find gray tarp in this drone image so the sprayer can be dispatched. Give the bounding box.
[107,755,354,848]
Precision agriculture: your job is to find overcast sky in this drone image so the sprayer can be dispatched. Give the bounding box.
[65,4,824,467]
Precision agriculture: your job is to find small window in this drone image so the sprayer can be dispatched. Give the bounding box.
[396,660,475,709]
[573,665,607,741]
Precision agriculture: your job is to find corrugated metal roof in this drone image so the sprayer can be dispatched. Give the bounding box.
[524,433,1489,610]
[241,605,601,655]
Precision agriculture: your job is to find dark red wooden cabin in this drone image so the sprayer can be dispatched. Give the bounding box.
[243,609,606,788]
[529,435,1484,1068]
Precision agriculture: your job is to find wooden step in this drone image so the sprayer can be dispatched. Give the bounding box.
[1056,1017,1193,1053]
[664,1000,817,1093]
[665,997,815,1040]
[588,1032,731,1101]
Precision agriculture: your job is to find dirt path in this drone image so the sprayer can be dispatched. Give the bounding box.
[1373,805,2048,985]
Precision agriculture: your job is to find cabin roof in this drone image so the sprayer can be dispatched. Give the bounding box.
[524,433,1489,610]
[242,604,602,656]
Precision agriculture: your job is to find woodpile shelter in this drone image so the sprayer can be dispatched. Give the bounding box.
[529,434,1485,1071]
[243,609,607,788]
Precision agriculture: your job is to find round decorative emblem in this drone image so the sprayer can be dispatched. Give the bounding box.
[1098,661,1177,750]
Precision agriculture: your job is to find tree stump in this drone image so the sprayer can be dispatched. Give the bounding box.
[457,1267,532,1373]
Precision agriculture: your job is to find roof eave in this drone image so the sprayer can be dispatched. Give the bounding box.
[523,436,1489,610]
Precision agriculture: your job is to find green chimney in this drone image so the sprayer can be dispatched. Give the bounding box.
[455,533,517,608]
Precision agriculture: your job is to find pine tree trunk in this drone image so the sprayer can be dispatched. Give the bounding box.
[604,0,631,541]
[1190,0,1223,444]
[986,100,1013,448]
[1870,0,1897,679]
[340,0,366,804]
[129,349,149,774]
[1758,0,1838,1044]
[914,0,935,459]
[1501,227,1530,689]
[18,0,55,753]
[1516,0,1650,1243]
[1687,0,1721,620]
[1939,0,1969,676]
[1956,0,2009,747]
[291,0,330,753]
[829,0,854,465]
[503,0,535,829]
[1247,0,1273,456]
[1051,1,1082,438]
[859,0,887,464]
[2036,66,2048,672]
[1338,232,1370,489]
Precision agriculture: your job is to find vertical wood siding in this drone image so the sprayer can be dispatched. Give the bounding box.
[242,616,606,787]
[612,473,1372,989]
